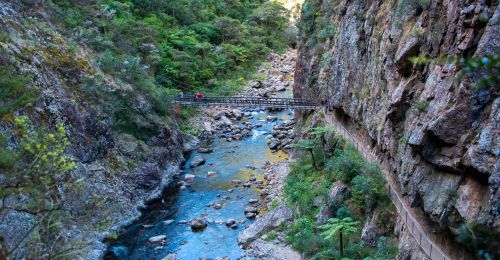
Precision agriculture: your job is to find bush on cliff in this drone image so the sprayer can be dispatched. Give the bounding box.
[0,116,81,258]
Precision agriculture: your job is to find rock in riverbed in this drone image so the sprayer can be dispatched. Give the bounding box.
[238,204,293,246]
[190,155,206,167]
[226,219,236,227]
[148,235,167,243]
[198,147,213,153]
[191,218,208,231]
[249,240,302,260]
[184,174,196,181]
[162,253,179,260]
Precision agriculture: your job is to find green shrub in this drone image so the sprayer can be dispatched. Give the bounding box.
[0,116,79,258]
[318,25,336,42]
[375,236,398,259]
[351,165,388,212]
[325,148,364,183]
[286,217,328,255]
[0,66,36,118]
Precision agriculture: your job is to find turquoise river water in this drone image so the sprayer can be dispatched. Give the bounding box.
[105,107,292,259]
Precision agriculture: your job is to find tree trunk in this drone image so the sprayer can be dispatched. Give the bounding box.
[339,231,344,258]
[308,148,317,170]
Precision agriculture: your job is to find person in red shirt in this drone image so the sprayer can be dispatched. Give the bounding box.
[194,93,204,101]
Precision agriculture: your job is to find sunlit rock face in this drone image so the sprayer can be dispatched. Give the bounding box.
[295,0,498,256]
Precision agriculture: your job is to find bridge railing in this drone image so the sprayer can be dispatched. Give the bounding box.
[167,95,321,109]
[328,117,450,260]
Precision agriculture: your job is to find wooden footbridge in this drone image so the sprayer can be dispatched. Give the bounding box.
[169,96,322,109]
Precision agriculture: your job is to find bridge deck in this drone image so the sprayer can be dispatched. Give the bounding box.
[169,96,322,109]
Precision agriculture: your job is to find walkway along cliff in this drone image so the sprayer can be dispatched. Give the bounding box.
[294,0,499,259]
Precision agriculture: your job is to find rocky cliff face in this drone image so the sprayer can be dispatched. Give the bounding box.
[295,0,498,257]
[0,1,190,258]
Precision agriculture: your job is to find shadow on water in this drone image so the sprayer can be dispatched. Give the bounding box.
[105,92,293,259]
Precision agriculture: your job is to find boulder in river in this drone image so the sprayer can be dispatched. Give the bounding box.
[268,139,279,150]
[207,171,217,177]
[190,155,206,167]
[245,207,258,214]
[266,116,278,122]
[148,235,167,243]
[249,199,259,204]
[245,212,257,219]
[238,204,293,246]
[220,116,233,126]
[190,218,208,231]
[198,147,213,153]
[226,219,236,227]
[162,253,179,260]
[184,174,196,181]
[163,219,174,225]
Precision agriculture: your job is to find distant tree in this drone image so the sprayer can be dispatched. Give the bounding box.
[319,217,360,258]
[291,139,319,170]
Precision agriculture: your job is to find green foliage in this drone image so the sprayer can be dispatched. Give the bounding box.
[409,54,500,90]
[51,0,290,95]
[0,31,10,43]
[284,160,319,213]
[326,148,364,183]
[0,66,36,118]
[47,0,291,138]
[0,116,80,258]
[411,100,430,113]
[285,133,396,259]
[180,123,200,136]
[374,236,398,259]
[319,217,359,240]
[318,25,336,42]
[409,54,431,65]
[351,164,389,212]
[286,217,329,255]
[458,54,500,90]
[319,217,360,258]
[291,139,319,169]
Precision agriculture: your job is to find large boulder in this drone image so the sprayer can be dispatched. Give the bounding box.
[238,204,293,246]
[190,218,207,231]
[148,235,167,243]
[189,155,205,167]
[316,181,350,224]
[162,253,179,260]
[249,239,302,260]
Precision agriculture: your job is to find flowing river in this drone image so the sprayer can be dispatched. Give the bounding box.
[105,106,292,259]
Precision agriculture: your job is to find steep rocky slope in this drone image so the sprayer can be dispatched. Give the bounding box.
[294,0,498,258]
[0,2,191,258]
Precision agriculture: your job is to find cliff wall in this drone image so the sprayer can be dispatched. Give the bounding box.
[295,0,499,257]
[0,1,190,258]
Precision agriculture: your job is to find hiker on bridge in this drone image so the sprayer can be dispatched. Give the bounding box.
[194,93,205,101]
